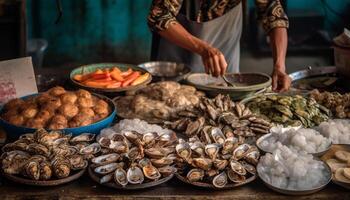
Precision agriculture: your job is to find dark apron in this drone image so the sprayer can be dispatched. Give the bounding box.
[151,2,242,73]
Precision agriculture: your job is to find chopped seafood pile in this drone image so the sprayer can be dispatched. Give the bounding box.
[91,129,178,186]
[1,130,97,180]
[310,89,350,119]
[175,134,259,188]
[260,126,331,154]
[166,94,272,142]
[246,94,330,127]
[316,119,350,144]
[115,81,204,122]
[258,145,330,190]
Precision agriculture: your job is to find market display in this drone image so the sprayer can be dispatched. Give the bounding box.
[89,120,177,187]
[73,67,150,88]
[0,87,111,129]
[1,129,97,181]
[115,81,204,122]
[310,89,350,118]
[259,126,331,154]
[316,119,350,144]
[257,145,331,191]
[245,94,330,127]
[175,136,259,188]
[167,94,272,139]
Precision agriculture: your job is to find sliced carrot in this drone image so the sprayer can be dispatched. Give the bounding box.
[110,70,124,82]
[121,68,133,77]
[73,74,84,81]
[131,73,149,86]
[122,71,141,87]
[84,80,112,88]
[91,72,110,80]
[94,69,104,74]
[111,67,122,73]
[106,81,122,88]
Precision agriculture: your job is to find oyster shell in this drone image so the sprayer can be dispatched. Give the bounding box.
[222,137,239,155]
[144,147,168,159]
[80,143,101,155]
[91,153,120,166]
[232,144,251,160]
[158,165,177,177]
[127,164,144,184]
[157,132,177,146]
[39,160,52,180]
[142,132,158,146]
[230,160,246,176]
[26,143,50,157]
[1,150,30,174]
[70,133,95,143]
[204,144,220,160]
[187,168,204,182]
[52,157,71,179]
[127,147,142,161]
[109,141,129,154]
[227,169,246,183]
[241,161,256,175]
[94,163,120,175]
[24,160,40,180]
[176,142,192,160]
[124,131,143,145]
[114,168,128,186]
[143,164,161,180]
[192,158,213,170]
[68,154,87,170]
[98,137,111,148]
[190,141,205,157]
[212,171,227,188]
[210,127,225,145]
[244,149,260,165]
[150,155,175,168]
[52,145,79,157]
[213,159,228,171]
[100,173,113,184]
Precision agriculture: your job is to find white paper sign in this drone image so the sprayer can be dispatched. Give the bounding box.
[0,57,38,105]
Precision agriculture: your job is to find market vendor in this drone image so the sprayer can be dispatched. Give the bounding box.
[148,0,291,92]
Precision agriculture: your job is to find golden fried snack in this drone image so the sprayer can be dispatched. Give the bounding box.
[77,97,94,108]
[25,118,45,129]
[76,89,92,99]
[58,103,79,118]
[48,114,68,129]
[68,114,92,127]
[8,115,25,126]
[60,92,78,104]
[22,107,38,119]
[36,110,53,123]
[96,99,108,108]
[36,93,53,105]
[4,98,25,111]
[93,105,109,116]
[79,107,95,118]
[1,109,19,121]
[41,97,62,111]
[48,86,66,96]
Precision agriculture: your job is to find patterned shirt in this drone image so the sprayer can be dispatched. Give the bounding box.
[148,0,289,33]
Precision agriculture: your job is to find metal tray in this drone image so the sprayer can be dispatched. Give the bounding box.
[1,168,86,186]
[138,61,191,82]
[256,133,332,157]
[175,173,257,190]
[321,144,350,190]
[257,160,332,195]
[88,167,174,190]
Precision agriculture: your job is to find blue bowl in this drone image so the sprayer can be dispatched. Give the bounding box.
[0,93,116,139]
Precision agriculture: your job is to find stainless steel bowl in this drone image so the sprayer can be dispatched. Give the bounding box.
[138,61,191,82]
[256,133,332,157]
[257,158,332,195]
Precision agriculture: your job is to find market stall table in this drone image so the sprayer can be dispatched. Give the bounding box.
[0,175,349,199]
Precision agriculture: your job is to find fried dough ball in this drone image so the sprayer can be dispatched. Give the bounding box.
[25,118,45,129]
[48,86,66,96]
[8,115,25,126]
[22,107,38,119]
[58,103,79,118]
[96,99,108,108]
[76,89,92,99]
[77,97,94,108]
[36,93,53,105]
[48,114,68,130]
[69,114,92,127]
[79,107,95,118]
[4,98,25,111]
[60,92,78,104]
[41,97,62,111]
[36,110,53,122]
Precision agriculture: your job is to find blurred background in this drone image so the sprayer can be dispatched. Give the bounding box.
[0,0,349,74]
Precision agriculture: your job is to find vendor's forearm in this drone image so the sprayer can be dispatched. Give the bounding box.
[269,27,288,71]
[158,22,207,55]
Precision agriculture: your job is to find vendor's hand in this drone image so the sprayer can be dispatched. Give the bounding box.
[272,68,291,92]
[199,45,227,77]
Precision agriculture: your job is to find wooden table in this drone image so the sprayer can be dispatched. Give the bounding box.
[0,174,349,200]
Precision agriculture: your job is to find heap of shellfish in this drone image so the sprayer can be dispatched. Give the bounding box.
[90,130,178,186]
[175,133,260,188]
[1,129,98,180]
[166,94,272,142]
